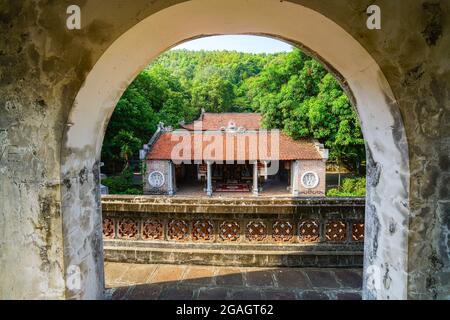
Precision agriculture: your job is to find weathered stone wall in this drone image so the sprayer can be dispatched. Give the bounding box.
[0,0,449,299]
[296,1,450,299]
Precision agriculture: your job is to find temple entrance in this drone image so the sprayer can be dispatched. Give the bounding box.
[174,162,255,195]
[262,161,291,195]
[213,163,252,192]
[175,163,197,187]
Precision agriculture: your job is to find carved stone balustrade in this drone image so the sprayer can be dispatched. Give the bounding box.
[102,196,365,267]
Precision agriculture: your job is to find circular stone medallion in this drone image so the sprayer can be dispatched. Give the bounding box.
[301,171,319,189]
[148,171,165,188]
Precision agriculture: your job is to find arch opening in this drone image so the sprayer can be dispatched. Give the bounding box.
[61,0,410,300]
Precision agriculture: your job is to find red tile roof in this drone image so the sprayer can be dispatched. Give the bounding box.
[147,131,322,161]
[180,113,262,131]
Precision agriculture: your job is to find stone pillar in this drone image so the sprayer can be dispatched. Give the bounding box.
[292,160,300,196]
[252,161,259,195]
[263,160,268,181]
[206,161,213,197]
[172,163,177,193]
[167,161,174,196]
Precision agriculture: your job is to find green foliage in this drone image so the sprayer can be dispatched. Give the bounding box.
[102,47,365,175]
[245,50,364,171]
[327,177,366,197]
[101,168,142,195]
[101,65,195,173]
[191,68,235,113]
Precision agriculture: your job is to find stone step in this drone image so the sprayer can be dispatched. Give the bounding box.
[104,243,363,268]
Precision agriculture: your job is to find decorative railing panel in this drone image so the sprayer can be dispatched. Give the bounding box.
[102,197,364,244]
[101,196,365,267]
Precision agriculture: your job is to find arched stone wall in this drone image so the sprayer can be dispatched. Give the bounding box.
[62,0,409,299]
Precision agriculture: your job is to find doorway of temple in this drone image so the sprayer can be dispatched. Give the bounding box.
[214,163,252,192]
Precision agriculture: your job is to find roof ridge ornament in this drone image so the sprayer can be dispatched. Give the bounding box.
[227,120,237,132]
[313,140,329,161]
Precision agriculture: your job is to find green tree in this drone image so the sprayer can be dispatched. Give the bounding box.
[102,85,158,173]
[327,177,366,197]
[101,64,193,173]
[112,130,142,172]
[191,68,235,113]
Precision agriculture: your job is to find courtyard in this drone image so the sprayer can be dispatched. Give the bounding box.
[105,262,362,300]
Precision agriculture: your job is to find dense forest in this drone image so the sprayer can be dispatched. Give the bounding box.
[101,48,365,185]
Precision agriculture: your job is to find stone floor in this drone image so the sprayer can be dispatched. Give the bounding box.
[104,262,363,300]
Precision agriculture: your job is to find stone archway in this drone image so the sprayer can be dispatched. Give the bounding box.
[61,0,409,299]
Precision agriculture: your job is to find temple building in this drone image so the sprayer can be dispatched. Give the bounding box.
[140,112,328,196]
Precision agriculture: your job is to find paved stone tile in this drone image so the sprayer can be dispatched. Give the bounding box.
[273,269,311,289]
[159,286,196,300]
[263,290,297,300]
[229,289,263,300]
[119,264,158,285]
[104,263,363,300]
[104,263,130,287]
[182,266,216,286]
[335,292,362,300]
[127,284,162,300]
[300,291,330,300]
[215,267,244,286]
[197,287,229,300]
[150,265,186,284]
[245,270,275,287]
[334,270,362,289]
[304,270,340,289]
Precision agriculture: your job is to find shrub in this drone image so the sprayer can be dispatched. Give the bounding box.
[101,167,143,195]
[327,177,366,197]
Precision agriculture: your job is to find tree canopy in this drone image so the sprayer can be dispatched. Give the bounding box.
[101,48,365,174]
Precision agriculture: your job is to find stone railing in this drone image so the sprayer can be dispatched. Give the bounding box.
[102,196,365,267]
